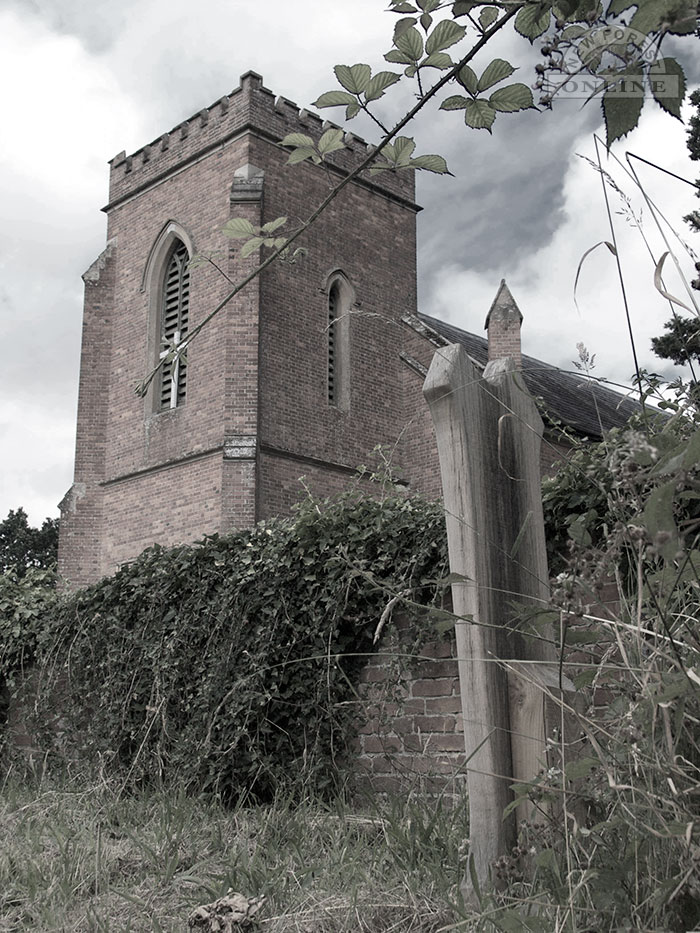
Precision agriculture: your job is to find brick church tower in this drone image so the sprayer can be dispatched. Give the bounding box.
[58,72,422,587]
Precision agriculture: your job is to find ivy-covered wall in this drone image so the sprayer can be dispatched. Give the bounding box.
[3,490,453,799]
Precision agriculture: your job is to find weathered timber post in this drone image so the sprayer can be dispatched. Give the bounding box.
[423,344,553,898]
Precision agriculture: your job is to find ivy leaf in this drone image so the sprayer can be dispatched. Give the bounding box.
[489,83,535,112]
[649,58,686,119]
[514,3,551,40]
[425,19,466,54]
[410,154,450,173]
[280,132,314,148]
[223,217,258,239]
[286,147,319,165]
[602,70,645,146]
[364,71,401,101]
[240,236,265,258]
[422,52,453,69]
[395,25,424,60]
[260,216,287,234]
[464,99,497,131]
[313,91,356,109]
[479,6,498,29]
[440,94,470,110]
[477,58,516,92]
[457,64,478,94]
[334,64,372,94]
[318,128,346,157]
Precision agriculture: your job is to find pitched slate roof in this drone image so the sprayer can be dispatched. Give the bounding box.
[417,312,643,439]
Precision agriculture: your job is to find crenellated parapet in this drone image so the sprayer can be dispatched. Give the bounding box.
[105,71,416,211]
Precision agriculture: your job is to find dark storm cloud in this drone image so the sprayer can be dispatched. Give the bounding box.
[417,99,601,309]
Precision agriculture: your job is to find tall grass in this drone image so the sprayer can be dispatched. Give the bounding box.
[0,770,466,932]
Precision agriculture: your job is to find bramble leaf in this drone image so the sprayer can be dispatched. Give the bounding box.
[394,16,418,40]
[410,154,450,173]
[630,0,695,36]
[464,99,497,130]
[318,128,346,156]
[420,12,433,29]
[643,480,679,561]
[313,91,356,109]
[602,69,645,146]
[223,217,258,238]
[425,18,466,54]
[422,52,453,69]
[260,216,287,234]
[346,102,362,119]
[440,94,470,110]
[395,25,424,60]
[650,58,686,119]
[385,49,414,64]
[286,147,318,165]
[280,132,314,148]
[364,71,401,101]
[489,83,534,112]
[457,64,478,94]
[479,6,498,29]
[393,136,417,165]
[240,236,264,258]
[477,58,516,91]
[335,63,372,94]
[514,3,551,40]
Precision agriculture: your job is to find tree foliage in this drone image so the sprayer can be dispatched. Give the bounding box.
[0,508,59,577]
[651,314,700,365]
[683,88,700,247]
[650,88,700,370]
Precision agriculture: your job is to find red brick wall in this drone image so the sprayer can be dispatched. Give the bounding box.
[60,72,421,584]
[252,129,418,514]
[57,244,115,587]
[352,618,467,797]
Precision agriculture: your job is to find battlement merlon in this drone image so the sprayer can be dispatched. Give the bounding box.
[104,71,418,212]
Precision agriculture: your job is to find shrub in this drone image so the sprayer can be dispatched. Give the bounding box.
[502,411,700,932]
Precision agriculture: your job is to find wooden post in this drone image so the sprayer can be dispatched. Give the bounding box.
[423,345,553,899]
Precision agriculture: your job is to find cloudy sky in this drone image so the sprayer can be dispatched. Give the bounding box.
[0,0,698,525]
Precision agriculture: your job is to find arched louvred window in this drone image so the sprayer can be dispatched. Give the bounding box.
[159,242,190,410]
[327,283,339,405]
[326,274,351,410]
